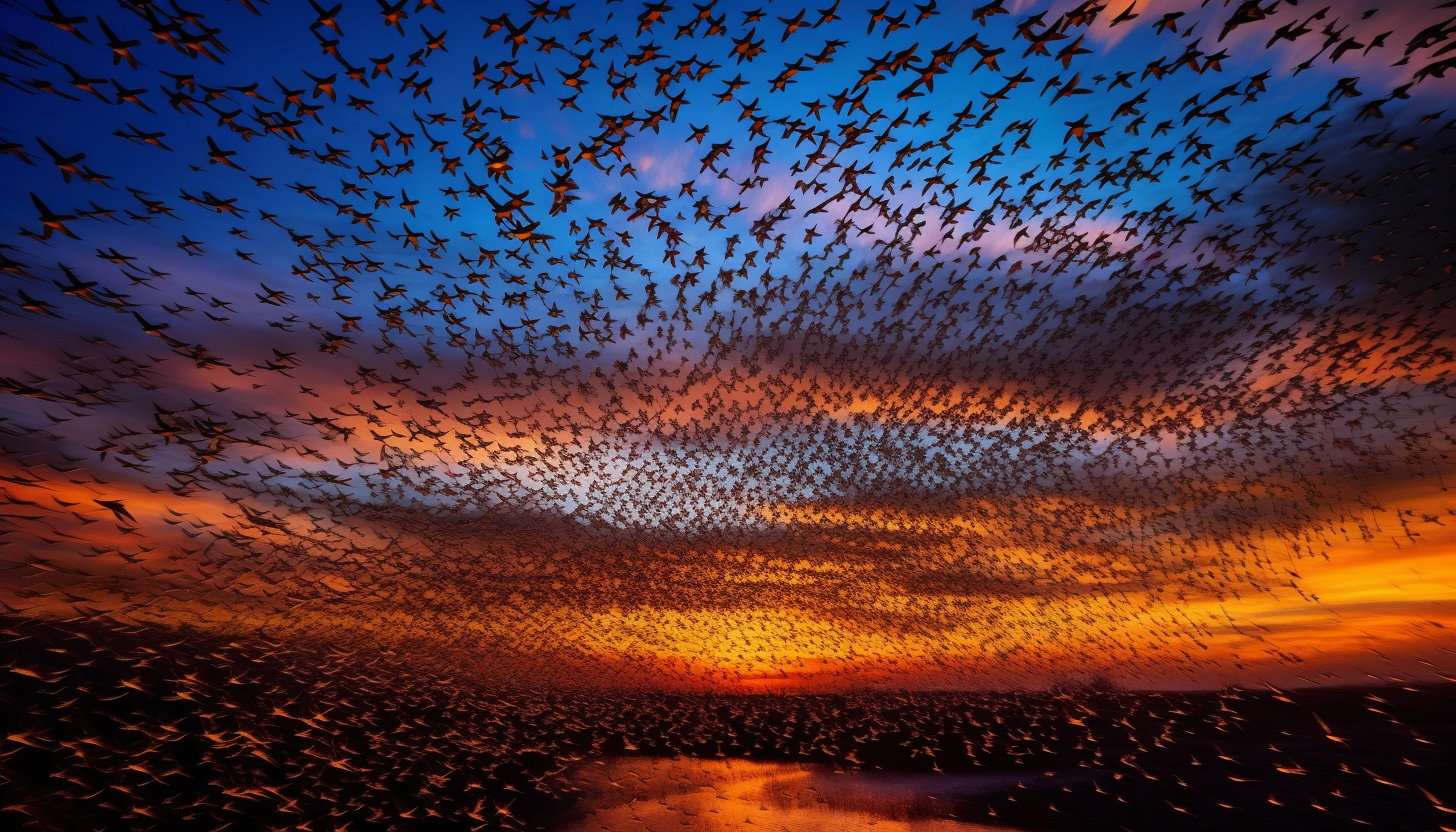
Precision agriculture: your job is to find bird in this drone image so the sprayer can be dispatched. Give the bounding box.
[0,2,1454,829]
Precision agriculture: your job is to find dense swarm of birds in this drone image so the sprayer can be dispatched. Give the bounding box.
[3,615,1455,830]
[1,0,1456,826]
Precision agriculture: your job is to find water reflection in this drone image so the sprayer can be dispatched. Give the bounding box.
[561,756,1047,831]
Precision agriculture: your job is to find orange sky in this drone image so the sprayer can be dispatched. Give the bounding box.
[5,402,1452,693]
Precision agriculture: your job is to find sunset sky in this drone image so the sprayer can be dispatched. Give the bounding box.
[2,0,1454,694]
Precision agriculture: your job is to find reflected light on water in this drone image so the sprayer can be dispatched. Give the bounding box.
[561,756,1045,831]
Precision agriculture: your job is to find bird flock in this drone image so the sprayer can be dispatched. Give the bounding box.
[3,615,1455,830]
[2,0,1456,823]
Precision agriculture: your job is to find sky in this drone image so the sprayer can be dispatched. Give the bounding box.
[2,0,1455,692]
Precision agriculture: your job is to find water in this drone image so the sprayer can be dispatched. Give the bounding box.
[560,756,1048,831]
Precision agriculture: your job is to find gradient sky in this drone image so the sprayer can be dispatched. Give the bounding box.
[2,0,1455,692]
